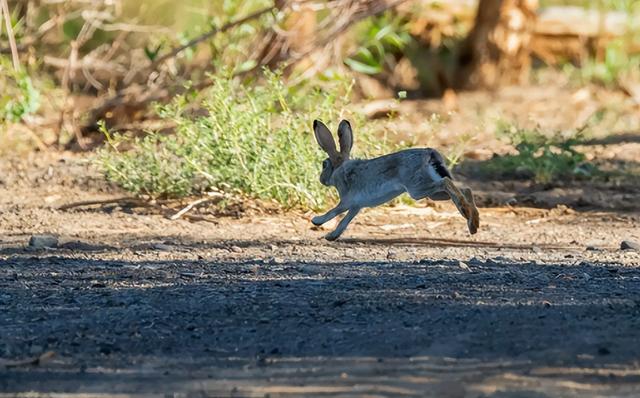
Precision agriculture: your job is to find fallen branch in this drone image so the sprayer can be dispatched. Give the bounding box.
[83,7,276,134]
[58,195,224,224]
[0,351,55,369]
[150,6,275,70]
[44,55,128,74]
[169,192,224,220]
[58,196,148,211]
[180,214,220,224]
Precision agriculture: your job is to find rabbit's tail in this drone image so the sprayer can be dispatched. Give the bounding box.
[429,150,452,180]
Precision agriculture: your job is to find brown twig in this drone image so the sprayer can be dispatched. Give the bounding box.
[0,351,55,369]
[179,214,220,224]
[82,0,410,136]
[136,5,276,82]
[10,122,49,152]
[82,7,276,134]
[59,195,223,224]
[169,192,224,220]
[58,196,147,211]
[0,0,21,71]
[0,14,59,54]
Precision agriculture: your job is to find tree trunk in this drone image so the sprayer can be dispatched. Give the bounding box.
[456,0,538,89]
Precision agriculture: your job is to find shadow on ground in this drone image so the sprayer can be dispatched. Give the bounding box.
[1,250,640,396]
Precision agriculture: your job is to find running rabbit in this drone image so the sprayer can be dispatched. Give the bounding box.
[311,119,480,241]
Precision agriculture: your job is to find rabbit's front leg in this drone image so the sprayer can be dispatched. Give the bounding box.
[312,203,347,226]
[325,208,361,241]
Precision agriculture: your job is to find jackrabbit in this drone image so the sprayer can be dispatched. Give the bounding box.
[311,119,480,241]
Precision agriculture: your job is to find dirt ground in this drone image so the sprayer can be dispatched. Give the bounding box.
[1,147,639,397]
[1,81,640,397]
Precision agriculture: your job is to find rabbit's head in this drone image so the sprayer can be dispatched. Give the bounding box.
[313,119,353,186]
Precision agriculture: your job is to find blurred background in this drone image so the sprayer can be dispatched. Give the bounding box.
[0,0,639,211]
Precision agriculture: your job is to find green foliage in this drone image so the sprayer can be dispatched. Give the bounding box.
[557,0,640,86]
[96,71,396,209]
[0,59,41,123]
[563,39,640,87]
[345,12,412,75]
[482,122,598,183]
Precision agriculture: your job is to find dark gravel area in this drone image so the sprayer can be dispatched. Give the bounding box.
[2,250,640,396]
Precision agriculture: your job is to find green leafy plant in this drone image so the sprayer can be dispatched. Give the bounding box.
[345,12,411,75]
[0,59,41,123]
[482,121,598,183]
[96,71,397,210]
[563,38,640,87]
[558,0,640,86]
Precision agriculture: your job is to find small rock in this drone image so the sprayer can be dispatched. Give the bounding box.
[468,257,484,265]
[332,299,348,307]
[586,246,599,251]
[458,261,471,272]
[387,249,399,260]
[99,344,113,355]
[153,243,173,251]
[488,256,510,264]
[542,300,552,308]
[28,234,58,249]
[620,240,640,251]
[229,245,242,253]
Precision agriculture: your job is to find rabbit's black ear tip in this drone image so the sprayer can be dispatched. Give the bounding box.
[340,119,351,127]
[313,120,320,128]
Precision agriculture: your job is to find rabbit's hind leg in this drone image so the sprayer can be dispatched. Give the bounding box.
[406,184,444,201]
[439,178,479,234]
[461,187,480,233]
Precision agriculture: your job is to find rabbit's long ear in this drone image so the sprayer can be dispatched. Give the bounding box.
[313,120,339,162]
[338,119,353,159]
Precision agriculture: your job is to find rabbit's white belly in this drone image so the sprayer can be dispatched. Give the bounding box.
[347,181,405,208]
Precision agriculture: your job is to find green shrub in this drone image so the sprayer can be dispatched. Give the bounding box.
[345,12,412,75]
[563,38,640,87]
[482,122,598,183]
[0,58,41,123]
[96,71,397,210]
[558,0,640,87]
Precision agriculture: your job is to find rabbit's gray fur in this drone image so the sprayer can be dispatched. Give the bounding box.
[312,119,479,241]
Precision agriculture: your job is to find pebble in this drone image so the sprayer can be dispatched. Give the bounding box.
[620,240,640,251]
[458,261,471,272]
[387,249,399,260]
[152,243,173,251]
[28,234,58,249]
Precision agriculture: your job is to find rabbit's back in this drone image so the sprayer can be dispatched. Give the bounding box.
[334,148,452,207]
